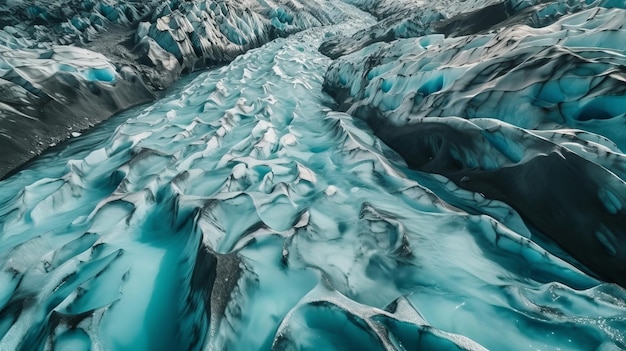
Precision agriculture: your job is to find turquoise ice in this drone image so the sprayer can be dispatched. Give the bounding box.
[0,1,626,350]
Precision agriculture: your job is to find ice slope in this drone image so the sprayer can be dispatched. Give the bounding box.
[0,45,153,179]
[0,0,360,178]
[0,0,163,178]
[0,0,625,350]
[324,2,626,287]
[321,0,624,60]
[0,0,361,89]
[138,0,359,73]
[0,0,160,47]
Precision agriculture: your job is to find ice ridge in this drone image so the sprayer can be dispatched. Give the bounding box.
[0,0,625,350]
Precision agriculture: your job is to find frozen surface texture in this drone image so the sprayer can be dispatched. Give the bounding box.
[321,0,624,59]
[0,0,626,350]
[0,0,162,177]
[324,2,626,287]
[138,0,359,72]
[0,0,358,177]
[0,0,160,47]
[0,45,153,178]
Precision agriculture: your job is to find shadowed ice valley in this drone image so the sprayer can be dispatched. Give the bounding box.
[1,0,626,350]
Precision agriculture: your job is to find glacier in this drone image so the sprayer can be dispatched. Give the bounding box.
[0,0,360,177]
[0,0,626,350]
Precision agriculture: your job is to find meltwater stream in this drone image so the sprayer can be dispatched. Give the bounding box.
[0,5,625,351]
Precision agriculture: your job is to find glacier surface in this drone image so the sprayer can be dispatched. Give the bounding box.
[0,0,626,350]
[0,0,360,177]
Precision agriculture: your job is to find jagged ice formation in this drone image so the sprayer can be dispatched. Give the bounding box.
[324,1,626,289]
[0,0,626,350]
[0,45,153,179]
[0,0,360,177]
